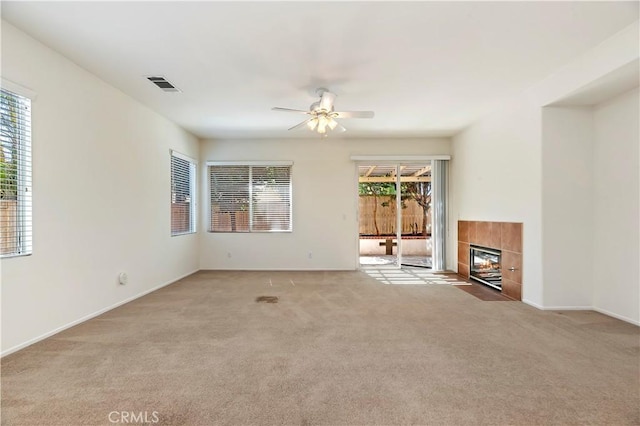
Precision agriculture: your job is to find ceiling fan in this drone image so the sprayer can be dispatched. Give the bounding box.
[272,88,374,136]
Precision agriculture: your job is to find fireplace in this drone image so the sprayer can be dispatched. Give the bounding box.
[469,245,502,290]
[458,221,522,300]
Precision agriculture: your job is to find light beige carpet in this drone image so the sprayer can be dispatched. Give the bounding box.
[2,270,639,425]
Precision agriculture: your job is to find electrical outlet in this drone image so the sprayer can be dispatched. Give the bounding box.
[118,272,128,285]
[308,252,313,259]
[227,252,232,258]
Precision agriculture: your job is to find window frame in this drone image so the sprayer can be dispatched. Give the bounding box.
[0,83,33,258]
[207,161,293,233]
[170,150,197,236]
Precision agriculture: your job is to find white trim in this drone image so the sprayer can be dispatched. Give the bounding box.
[522,299,639,326]
[522,299,544,309]
[199,268,357,272]
[1,78,37,100]
[538,305,594,311]
[521,300,592,311]
[206,161,293,166]
[593,307,640,326]
[350,155,451,162]
[354,164,362,268]
[1,270,198,358]
[395,165,402,268]
[170,149,196,164]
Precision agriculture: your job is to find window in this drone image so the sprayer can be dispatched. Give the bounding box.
[1,88,32,257]
[208,162,292,232]
[170,151,196,235]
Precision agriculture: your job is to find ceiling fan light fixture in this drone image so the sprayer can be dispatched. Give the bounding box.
[307,118,318,131]
[272,88,374,136]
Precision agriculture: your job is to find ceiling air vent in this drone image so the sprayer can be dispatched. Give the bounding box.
[146,76,181,92]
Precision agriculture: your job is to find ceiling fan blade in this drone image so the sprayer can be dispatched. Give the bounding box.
[334,111,375,119]
[288,119,312,131]
[319,90,336,111]
[272,107,310,114]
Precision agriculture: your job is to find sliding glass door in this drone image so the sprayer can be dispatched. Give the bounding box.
[358,163,436,269]
[358,164,401,267]
[399,164,433,269]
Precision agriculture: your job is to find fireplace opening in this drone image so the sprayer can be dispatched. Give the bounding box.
[469,245,502,290]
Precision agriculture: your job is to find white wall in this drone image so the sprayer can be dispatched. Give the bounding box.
[541,107,594,308]
[199,138,450,270]
[592,88,639,324]
[0,22,200,355]
[450,21,638,314]
[450,97,544,306]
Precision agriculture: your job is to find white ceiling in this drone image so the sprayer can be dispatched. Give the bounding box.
[2,1,638,139]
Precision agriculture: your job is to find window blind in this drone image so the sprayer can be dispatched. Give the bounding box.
[209,164,292,232]
[251,166,291,231]
[170,151,196,235]
[0,88,32,257]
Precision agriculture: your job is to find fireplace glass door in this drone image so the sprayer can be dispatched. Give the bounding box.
[469,246,502,290]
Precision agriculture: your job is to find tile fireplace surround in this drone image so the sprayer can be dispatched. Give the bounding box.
[458,221,523,300]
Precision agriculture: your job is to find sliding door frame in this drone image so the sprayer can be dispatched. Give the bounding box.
[353,155,450,270]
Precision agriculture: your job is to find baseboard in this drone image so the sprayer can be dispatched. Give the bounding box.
[1,269,198,358]
[521,299,544,309]
[593,307,640,326]
[522,299,592,310]
[521,299,639,326]
[199,268,357,271]
[538,305,593,311]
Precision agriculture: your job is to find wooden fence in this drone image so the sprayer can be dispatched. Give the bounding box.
[211,210,250,232]
[0,200,17,255]
[171,202,192,234]
[210,205,289,232]
[359,196,431,235]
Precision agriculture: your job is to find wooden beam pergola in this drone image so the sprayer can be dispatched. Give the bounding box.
[364,166,377,177]
[359,176,431,183]
[390,166,407,177]
[412,165,431,177]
